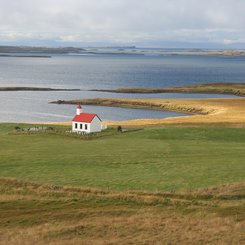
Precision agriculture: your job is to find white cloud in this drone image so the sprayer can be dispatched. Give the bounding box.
[0,0,244,47]
[223,38,245,45]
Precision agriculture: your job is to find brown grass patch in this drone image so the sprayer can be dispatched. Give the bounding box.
[0,178,244,245]
[92,82,245,96]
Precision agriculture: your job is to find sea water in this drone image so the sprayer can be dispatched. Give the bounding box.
[0,54,244,122]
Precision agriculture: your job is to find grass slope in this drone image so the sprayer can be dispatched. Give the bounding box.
[0,178,244,245]
[0,123,244,191]
[0,124,244,244]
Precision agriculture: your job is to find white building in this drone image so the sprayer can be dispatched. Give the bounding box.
[72,104,103,133]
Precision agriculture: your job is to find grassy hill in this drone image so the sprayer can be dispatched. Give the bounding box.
[0,123,244,244]
[0,123,244,191]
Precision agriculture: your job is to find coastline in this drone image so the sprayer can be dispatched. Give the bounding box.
[3,83,245,127]
[1,46,245,57]
[1,82,244,94]
[90,82,245,97]
[49,97,245,127]
[0,87,81,91]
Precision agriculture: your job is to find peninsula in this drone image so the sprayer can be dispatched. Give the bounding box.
[90,82,245,97]
[51,97,245,127]
[0,87,80,91]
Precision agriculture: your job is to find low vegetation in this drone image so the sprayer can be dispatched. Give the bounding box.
[0,123,244,244]
[10,126,135,140]
[0,178,244,245]
[1,123,244,190]
[90,82,245,96]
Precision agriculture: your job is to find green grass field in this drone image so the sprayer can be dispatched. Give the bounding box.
[0,123,244,244]
[0,123,244,191]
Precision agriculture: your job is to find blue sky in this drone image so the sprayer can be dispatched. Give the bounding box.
[0,0,244,48]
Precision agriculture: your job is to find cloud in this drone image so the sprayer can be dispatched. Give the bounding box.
[0,0,244,47]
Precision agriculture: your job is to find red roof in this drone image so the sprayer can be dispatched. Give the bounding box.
[77,104,82,109]
[72,113,101,123]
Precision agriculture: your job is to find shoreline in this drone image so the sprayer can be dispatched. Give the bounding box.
[1,82,244,95]
[1,46,245,57]
[2,83,245,127]
[50,97,245,127]
[0,87,81,92]
[89,82,245,97]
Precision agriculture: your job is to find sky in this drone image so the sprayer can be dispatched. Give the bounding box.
[0,0,245,48]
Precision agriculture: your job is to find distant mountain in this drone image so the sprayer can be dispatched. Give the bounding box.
[0,46,85,54]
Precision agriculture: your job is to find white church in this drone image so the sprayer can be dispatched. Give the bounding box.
[72,104,105,134]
